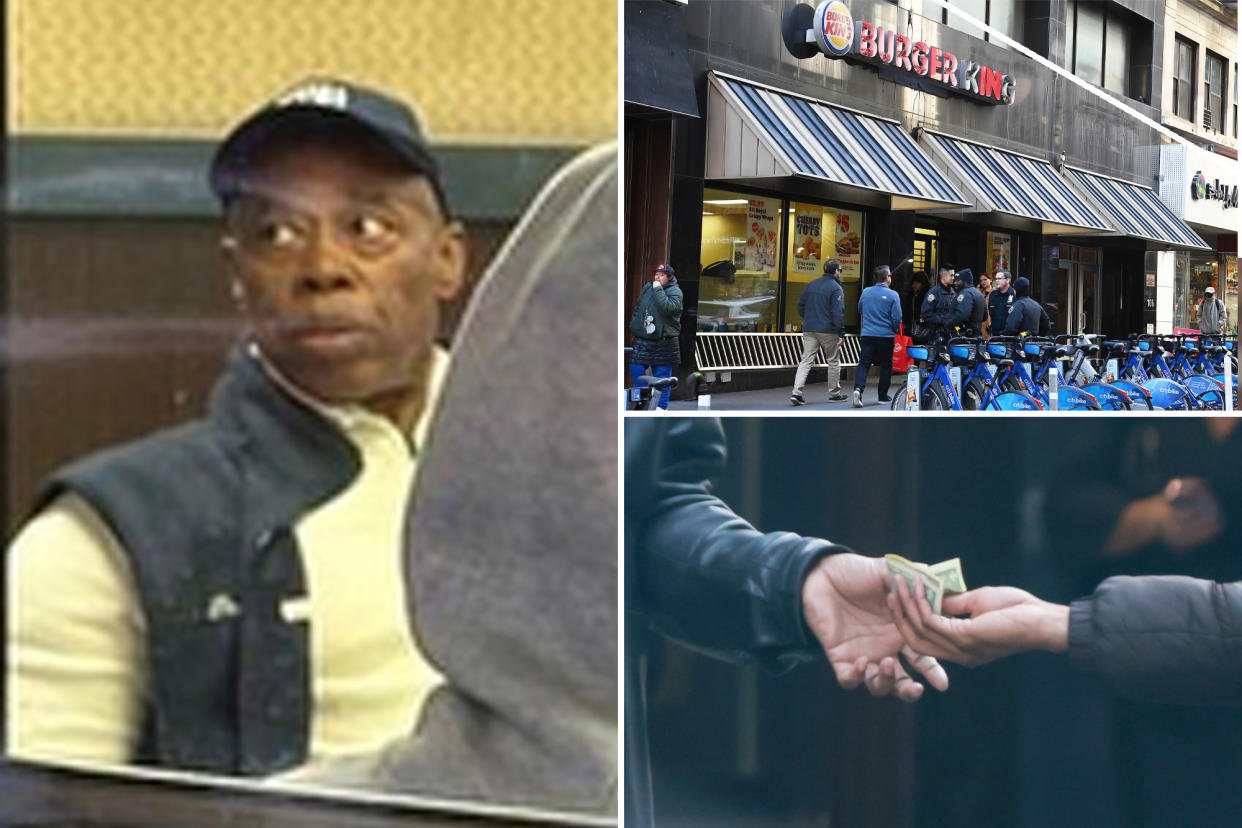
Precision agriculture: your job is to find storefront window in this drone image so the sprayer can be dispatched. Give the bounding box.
[699,188,780,332]
[985,231,1012,275]
[1226,255,1238,334]
[1174,252,1225,330]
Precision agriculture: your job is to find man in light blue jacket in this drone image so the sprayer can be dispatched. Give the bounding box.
[852,265,903,407]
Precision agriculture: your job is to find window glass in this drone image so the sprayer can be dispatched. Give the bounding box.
[1206,52,1224,132]
[1174,38,1196,121]
[698,189,780,332]
[944,0,987,41]
[1065,3,1076,71]
[1103,15,1129,95]
[989,0,1017,41]
[1073,3,1104,87]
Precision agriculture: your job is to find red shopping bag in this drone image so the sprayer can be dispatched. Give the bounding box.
[892,324,915,372]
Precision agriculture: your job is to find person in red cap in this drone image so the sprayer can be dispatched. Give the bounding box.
[628,263,684,409]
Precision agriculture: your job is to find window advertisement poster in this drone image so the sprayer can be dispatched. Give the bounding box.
[746,197,780,273]
[789,203,823,276]
[828,209,863,282]
[987,231,1012,274]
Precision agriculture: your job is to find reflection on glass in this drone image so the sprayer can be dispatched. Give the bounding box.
[699,188,780,332]
[1104,17,1129,96]
[1074,4,1104,87]
[945,0,987,41]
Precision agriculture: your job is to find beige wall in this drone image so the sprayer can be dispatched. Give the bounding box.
[8,0,617,143]
[1161,0,1238,148]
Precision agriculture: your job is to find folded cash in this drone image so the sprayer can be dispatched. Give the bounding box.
[884,554,969,615]
[885,554,944,615]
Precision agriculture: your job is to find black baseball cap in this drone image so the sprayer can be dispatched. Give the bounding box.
[209,77,449,216]
[655,263,676,277]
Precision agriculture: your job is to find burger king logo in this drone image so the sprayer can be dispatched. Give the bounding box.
[813,0,854,57]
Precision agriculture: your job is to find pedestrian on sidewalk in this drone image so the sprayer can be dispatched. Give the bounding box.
[629,263,683,410]
[1198,286,1227,335]
[791,259,846,405]
[852,265,902,407]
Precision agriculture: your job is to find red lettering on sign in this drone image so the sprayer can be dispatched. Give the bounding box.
[825,9,851,40]
[911,42,930,75]
[928,47,943,81]
[986,66,1006,99]
[858,20,877,57]
[893,35,912,70]
[940,51,958,87]
[877,29,894,63]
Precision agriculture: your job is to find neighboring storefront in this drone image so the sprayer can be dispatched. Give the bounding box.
[1157,143,1239,333]
[625,0,1212,393]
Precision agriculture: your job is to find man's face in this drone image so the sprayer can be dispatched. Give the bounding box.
[939,271,954,287]
[653,269,669,286]
[222,141,465,405]
[995,273,1010,292]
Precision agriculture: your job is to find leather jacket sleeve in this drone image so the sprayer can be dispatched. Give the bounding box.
[1068,575,1242,706]
[625,418,845,673]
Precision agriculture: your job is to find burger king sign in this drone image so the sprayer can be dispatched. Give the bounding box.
[786,0,1017,106]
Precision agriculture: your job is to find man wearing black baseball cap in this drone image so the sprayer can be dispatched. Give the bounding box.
[8,78,467,775]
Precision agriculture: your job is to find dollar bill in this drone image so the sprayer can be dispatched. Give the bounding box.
[884,554,944,615]
[927,557,966,594]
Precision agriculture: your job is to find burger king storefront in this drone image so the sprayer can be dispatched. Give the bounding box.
[624,0,1211,395]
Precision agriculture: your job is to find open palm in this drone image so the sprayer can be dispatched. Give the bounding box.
[802,553,948,700]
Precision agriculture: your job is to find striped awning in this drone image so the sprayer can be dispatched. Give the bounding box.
[921,131,1113,234]
[705,72,969,211]
[1065,167,1211,250]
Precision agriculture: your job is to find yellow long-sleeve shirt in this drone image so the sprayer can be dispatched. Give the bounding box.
[6,348,448,769]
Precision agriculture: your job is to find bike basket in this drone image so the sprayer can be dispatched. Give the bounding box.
[950,344,972,359]
[1023,342,1042,356]
[987,343,1008,358]
[906,346,929,360]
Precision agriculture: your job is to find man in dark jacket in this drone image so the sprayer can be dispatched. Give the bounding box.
[628,263,684,410]
[625,418,949,827]
[1004,276,1044,336]
[953,268,987,337]
[791,259,846,405]
[6,79,467,775]
[987,270,1015,336]
[921,266,965,343]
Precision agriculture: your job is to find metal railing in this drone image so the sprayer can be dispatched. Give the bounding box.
[694,332,862,372]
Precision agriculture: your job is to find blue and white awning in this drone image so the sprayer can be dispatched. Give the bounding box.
[1065,168,1211,250]
[706,72,969,210]
[920,131,1113,234]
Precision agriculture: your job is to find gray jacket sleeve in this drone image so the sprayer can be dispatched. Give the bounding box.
[1067,575,1242,706]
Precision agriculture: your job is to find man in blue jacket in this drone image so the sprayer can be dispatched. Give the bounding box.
[852,265,903,407]
[791,259,846,405]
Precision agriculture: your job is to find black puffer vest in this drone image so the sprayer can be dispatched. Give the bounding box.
[33,346,361,775]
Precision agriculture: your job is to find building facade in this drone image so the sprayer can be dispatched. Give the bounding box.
[625,0,1221,394]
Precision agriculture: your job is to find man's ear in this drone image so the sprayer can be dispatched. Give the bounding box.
[220,234,246,310]
[433,220,468,302]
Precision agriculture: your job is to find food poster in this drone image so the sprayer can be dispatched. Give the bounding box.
[789,203,823,276]
[746,197,780,274]
[987,231,1012,275]
[828,209,863,282]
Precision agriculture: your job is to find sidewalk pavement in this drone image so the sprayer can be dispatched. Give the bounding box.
[668,375,902,411]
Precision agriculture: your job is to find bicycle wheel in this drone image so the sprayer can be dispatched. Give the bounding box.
[962,378,988,410]
[922,383,951,410]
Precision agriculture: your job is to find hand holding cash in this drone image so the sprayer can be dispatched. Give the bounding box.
[884,554,967,615]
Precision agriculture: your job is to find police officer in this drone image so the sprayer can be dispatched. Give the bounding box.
[1004,276,1045,336]
[953,268,987,337]
[920,265,965,342]
[988,270,1016,336]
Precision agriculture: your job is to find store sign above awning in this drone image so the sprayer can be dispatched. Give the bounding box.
[783,1,1016,106]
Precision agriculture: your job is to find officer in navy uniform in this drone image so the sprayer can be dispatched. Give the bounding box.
[920,265,965,343]
[1004,276,1044,336]
[987,270,1016,336]
[953,268,987,337]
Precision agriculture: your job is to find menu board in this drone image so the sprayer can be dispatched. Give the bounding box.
[987,231,1012,275]
[829,209,863,282]
[746,197,780,273]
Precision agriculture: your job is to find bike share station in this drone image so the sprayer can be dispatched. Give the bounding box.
[897,332,1237,411]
